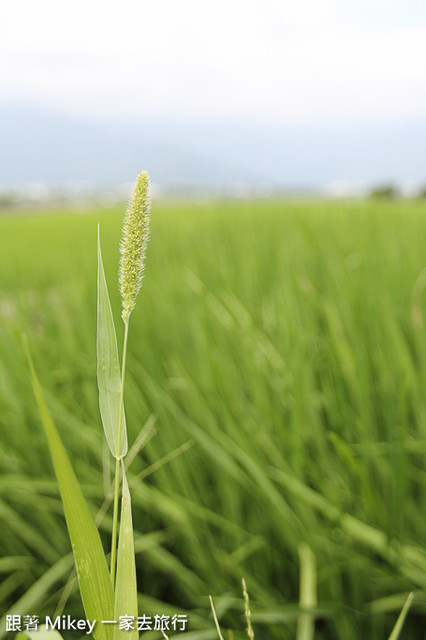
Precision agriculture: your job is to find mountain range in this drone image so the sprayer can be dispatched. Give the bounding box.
[1,105,425,191]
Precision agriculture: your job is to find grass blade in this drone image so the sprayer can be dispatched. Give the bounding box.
[114,467,138,640]
[208,596,225,640]
[27,346,114,640]
[97,226,128,459]
[296,543,317,640]
[387,592,414,640]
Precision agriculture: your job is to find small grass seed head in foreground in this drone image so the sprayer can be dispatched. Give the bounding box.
[119,171,151,323]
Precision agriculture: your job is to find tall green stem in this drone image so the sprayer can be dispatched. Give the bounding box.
[110,319,130,586]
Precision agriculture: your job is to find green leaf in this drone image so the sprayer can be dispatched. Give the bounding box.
[387,593,414,640]
[114,467,138,640]
[27,345,114,640]
[97,226,128,459]
[17,625,64,640]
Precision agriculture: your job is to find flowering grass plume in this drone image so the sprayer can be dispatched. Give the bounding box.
[119,171,151,323]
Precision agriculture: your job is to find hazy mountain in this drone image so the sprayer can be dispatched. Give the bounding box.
[1,105,425,190]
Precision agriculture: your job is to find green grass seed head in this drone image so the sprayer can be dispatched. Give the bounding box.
[119,171,151,323]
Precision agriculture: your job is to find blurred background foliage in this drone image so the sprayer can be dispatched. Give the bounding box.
[0,199,426,639]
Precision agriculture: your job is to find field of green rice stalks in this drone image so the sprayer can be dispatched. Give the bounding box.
[0,198,426,639]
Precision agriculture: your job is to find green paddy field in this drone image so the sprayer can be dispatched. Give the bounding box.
[0,198,426,639]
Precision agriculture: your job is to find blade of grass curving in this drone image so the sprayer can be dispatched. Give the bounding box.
[296,543,317,640]
[113,466,137,640]
[125,414,157,470]
[26,345,114,640]
[209,596,225,640]
[17,626,64,640]
[387,592,414,640]
[97,225,128,459]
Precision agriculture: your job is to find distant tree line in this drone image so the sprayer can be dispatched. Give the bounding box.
[369,184,426,199]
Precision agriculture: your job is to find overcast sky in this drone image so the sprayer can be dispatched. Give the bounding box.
[1,0,426,127]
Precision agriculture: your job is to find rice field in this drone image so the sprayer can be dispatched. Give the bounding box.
[0,198,426,639]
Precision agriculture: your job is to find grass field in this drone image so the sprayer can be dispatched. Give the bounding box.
[1,198,426,640]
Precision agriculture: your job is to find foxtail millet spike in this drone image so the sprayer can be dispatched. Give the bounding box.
[119,172,151,322]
